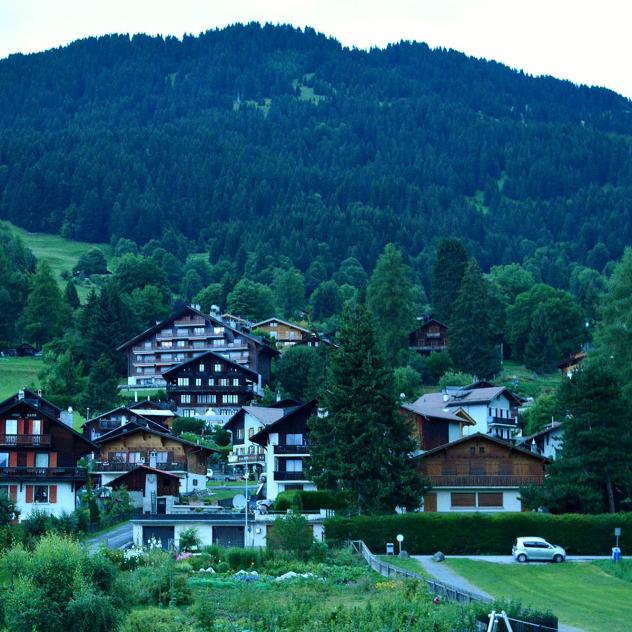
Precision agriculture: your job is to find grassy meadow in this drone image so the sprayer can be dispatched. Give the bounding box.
[0,356,43,400]
[445,558,632,632]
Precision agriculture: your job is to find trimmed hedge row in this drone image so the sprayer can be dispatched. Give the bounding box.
[324,512,632,555]
[274,490,349,511]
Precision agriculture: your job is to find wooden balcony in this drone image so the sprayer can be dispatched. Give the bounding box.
[167,384,253,393]
[274,444,310,455]
[427,475,543,487]
[274,471,310,481]
[0,434,51,447]
[0,467,87,480]
[228,453,265,464]
[93,460,187,472]
[487,416,519,427]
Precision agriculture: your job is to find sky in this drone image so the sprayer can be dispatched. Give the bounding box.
[1,0,631,99]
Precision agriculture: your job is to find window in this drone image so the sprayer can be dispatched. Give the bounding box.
[478,492,503,508]
[144,341,152,349]
[286,459,303,472]
[198,395,216,404]
[181,395,191,404]
[232,378,240,386]
[176,328,187,336]
[182,409,196,417]
[195,378,202,386]
[223,395,238,404]
[219,378,229,386]
[237,429,244,440]
[31,419,41,435]
[214,364,222,372]
[0,453,8,468]
[286,434,304,445]
[248,428,254,438]
[161,340,173,349]
[34,485,49,503]
[177,378,189,386]
[35,453,49,468]
[5,419,17,435]
[479,446,485,454]
[213,326,224,335]
[213,339,224,347]
[129,452,144,464]
[194,327,205,336]
[192,478,198,486]
[161,353,173,361]
[199,364,205,372]
[469,447,476,456]
[270,321,277,328]
[451,493,476,508]
[156,452,168,463]
[136,355,143,362]
[208,378,215,386]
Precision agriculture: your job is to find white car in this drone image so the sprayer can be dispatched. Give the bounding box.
[512,537,566,563]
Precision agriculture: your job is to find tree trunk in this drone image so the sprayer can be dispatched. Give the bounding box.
[606,477,616,513]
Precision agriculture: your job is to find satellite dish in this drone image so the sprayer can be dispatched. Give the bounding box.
[232,494,247,509]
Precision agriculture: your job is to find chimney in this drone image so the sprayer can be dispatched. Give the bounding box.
[18,390,25,400]
[530,439,538,454]
[60,407,74,427]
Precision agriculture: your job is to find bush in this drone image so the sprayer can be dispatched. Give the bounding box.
[274,490,349,511]
[178,527,202,552]
[216,561,230,573]
[120,607,192,632]
[325,512,632,555]
[226,546,267,570]
[267,511,314,559]
[66,590,120,632]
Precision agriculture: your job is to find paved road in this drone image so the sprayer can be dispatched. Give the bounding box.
[440,555,611,564]
[85,521,133,553]
[412,555,585,632]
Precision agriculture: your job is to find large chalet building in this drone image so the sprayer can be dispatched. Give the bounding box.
[252,318,311,349]
[416,433,547,512]
[163,350,260,420]
[117,305,278,388]
[0,390,95,520]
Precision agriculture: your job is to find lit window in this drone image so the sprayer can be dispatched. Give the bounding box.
[34,486,49,503]
[199,364,205,372]
[177,378,189,386]
[181,395,191,404]
[214,363,222,372]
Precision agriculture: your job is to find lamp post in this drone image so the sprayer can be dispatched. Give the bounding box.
[396,533,404,556]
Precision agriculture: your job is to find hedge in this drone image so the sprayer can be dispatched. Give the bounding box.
[324,512,632,555]
[274,490,350,511]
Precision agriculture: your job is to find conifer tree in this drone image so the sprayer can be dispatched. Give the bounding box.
[79,354,120,415]
[308,301,423,514]
[448,260,500,379]
[22,261,70,347]
[431,239,468,323]
[64,280,81,310]
[366,243,416,363]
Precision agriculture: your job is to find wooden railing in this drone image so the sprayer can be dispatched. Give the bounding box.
[0,434,51,447]
[0,467,87,480]
[273,471,309,481]
[350,540,491,605]
[427,475,543,487]
[93,461,187,472]
[274,444,310,454]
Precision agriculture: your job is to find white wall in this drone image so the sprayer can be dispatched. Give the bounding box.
[132,521,243,548]
[430,488,522,513]
[448,423,462,442]
[462,394,511,435]
[542,428,564,460]
[15,482,76,520]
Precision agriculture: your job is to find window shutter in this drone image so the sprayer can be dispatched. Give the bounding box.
[9,453,17,467]
[27,419,32,435]
[0,419,5,434]
[49,485,57,503]
[25,485,33,503]
[26,453,35,467]
[50,452,57,467]
[8,485,17,501]
[17,419,24,434]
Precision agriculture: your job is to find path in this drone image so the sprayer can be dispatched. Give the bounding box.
[84,521,133,553]
[412,556,584,632]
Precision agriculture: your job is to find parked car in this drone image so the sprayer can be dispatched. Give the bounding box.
[512,537,566,563]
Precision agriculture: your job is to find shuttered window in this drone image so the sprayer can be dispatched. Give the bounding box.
[451,492,476,507]
[478,492,503,507]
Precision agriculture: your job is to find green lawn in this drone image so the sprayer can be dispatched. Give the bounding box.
[496,360,561,399]
[445,559,632,632]
[378,555,427,576]
[0,356,43,400]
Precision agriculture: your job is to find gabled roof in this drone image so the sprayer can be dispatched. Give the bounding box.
[224,404,299,431]
[252,317,311,334]
[105,464,182,487]
[517,421,564,445]
[161,349,259,379]
[129,400,174,412]
[250,400,318,446]
[0,388,61,419]
[443,386,524,407]
[83,406,168,433]
[93,420,217,453]
[412,315,448,329]
[0,396,96,452]
[401,394,476,425]
[414,432,549,462]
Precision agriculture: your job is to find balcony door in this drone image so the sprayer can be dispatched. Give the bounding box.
[5,419,17,435]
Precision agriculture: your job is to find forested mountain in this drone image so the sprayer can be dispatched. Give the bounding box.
[1,22,632,283]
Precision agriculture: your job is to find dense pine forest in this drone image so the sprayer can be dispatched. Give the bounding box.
[1,22,631,284]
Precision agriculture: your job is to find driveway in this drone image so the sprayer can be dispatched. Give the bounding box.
[437,555,611,564]
[85,521,133,553]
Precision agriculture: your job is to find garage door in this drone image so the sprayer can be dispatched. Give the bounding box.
[143,525,174,550]
[213,526,244,547]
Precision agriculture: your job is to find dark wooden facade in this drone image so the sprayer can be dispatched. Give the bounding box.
[416,433,546,488]
[163,350,259,417]
[118,305,277,387]
[83,406,167,441]
[107,465,180,496]
[409,317,449,355]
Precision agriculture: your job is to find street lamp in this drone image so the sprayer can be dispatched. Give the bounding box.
[396,533,404,556]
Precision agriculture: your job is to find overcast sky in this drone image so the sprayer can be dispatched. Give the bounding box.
[1,0,631,99]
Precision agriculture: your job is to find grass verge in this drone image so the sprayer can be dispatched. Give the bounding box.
[445,558,632,632]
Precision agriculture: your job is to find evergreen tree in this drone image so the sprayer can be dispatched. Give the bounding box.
[309,280,342,321]
[79,354,120,415]
[226,278,275,322]
[276,345,330,402]
[448,260,500,379]
[366,243,416,363]
[21,261,70,347]
[273,268,305,319]
[431,239,468,323]
[523,305,558,372]
[64,280,81,310]
[193,283,224,313]
[308,302,423,513]
[39,349,86,409]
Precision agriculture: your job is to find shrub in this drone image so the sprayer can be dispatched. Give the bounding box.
[178,527,202,552]
[120,607,192,632]
[226,546,266,570]
[274,489,349,511]
[216,561,230,573]
[267,511,314,559]
[126,560,192,607]
[325,512,632,555]
[66,590,120,632]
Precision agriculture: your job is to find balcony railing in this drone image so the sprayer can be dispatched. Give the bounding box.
[274,471,310,481]
[274,444,310,455]
[0,434,51,447]
[487,416,519,427]
[93,461,187,472]
[0,467,87,480]
[426,475,543,487]
[228,453,265,463]
[167,384,253,393]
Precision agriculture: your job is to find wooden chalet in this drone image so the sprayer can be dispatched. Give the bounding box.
[557,352,587,378]
[294,332,337,349]
[163,350,260,420]
[0,389,96,520]
[117,305,278,387]
[91,421,216,493]
[409,316,449,356]
[250,400,318,500]
[252,318,311,349]
[128,400,177,429]
[415,433,547,512]
[82,406,168,441]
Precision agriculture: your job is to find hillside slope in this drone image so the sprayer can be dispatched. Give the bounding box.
[1,23,631,279]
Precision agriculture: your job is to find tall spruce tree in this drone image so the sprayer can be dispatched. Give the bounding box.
[308,301,423,514]
[21,261,70,347]
[79,354,120,415]
[448,260,500,379]
[431,239,468,323]
[64,280,81,310]
[366,243,416,363]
